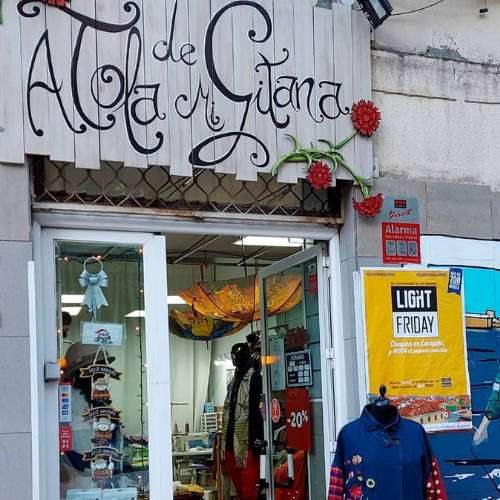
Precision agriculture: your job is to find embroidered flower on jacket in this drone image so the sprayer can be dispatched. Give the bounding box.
[349,484,363,500]
[352,455,362,465]
[366,478,376,488]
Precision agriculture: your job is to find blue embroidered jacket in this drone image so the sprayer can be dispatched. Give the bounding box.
[328,405,447,500]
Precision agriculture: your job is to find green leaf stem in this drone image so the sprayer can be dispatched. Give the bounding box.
[271,132,373,199]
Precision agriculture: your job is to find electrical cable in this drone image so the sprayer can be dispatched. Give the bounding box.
[392,0,445,16]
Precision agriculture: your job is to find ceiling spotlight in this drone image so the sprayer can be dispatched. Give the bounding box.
[357,0,393,29]
[480,0,488,14]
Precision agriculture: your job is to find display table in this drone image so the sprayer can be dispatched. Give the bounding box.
[173,449,213,457]
[172,449,213,483]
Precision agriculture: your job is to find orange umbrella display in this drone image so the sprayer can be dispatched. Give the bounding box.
[169,309,247,341]
[177,274,302,323]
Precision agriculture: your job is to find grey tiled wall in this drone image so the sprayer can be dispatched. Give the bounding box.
[0,162,32,500]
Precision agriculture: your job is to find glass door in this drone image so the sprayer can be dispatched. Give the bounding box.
[38,229,171,500]
[259,245,334,500]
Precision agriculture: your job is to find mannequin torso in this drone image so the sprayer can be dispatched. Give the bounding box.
[369,403,398,428]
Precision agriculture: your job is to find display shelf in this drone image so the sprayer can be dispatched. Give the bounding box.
[200,413,218,433]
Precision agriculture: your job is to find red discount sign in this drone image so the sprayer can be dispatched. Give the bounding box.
[285,388,311,451]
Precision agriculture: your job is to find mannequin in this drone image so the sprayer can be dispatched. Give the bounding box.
[369,385,398,427]
[222,343,263,500]
[328,385,448,500]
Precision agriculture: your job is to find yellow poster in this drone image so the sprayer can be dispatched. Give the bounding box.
[362,269,471,431]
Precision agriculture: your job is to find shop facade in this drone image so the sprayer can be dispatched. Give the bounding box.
[0,1,371,499]
[2,1,500,500]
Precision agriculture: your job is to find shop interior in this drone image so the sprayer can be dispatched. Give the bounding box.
[56,234,324,500]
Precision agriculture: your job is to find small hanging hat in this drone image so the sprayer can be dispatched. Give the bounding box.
[64,342,115,379]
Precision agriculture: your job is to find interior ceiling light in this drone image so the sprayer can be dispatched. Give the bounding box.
[233,237,304,248]
[61,294,85,304]
[126,297,186,318]
[62,306,82,316]
[125,310,146,318]
[357,0,393,29]
[168,295,186,305]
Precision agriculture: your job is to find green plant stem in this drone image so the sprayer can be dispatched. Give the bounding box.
[334,130,357,150]
[336,157,372,199]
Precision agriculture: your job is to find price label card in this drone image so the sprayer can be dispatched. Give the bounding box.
[285,388,311,451]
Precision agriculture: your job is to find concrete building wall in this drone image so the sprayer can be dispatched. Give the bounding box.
[0,162,33,499]
[371,0,500,190]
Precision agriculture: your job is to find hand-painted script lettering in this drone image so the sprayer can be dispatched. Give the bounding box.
[18,0,348,168]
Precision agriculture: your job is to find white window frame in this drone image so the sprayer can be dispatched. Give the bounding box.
[32,224,171,500]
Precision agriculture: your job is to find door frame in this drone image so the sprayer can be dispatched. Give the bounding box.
[32,224,171,500]
[259,244,335,496]
[31,215,348,500]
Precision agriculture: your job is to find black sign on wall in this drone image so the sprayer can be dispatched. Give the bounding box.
[285,350,312,387]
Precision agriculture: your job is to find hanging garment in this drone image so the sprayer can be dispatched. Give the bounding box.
[274,450,308,500]
[222,368,263,467]
[328,404,447,500]
[224,449,260,500]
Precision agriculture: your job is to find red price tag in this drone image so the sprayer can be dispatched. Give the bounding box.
[285,388,311,451]
[59,425,73,452]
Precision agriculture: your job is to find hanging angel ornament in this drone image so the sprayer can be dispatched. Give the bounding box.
[79,257,109,321]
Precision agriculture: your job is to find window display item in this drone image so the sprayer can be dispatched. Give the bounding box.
[222,343,263,500]
[169,309,247,341]
[79,346,122,403]
[177,274,302,323]
[93,417,116,441]
[79,257,109,321]
[102,488,138,500]
[92,378,111,401]
[91,458,114,479]
[328,403,447,500]
[66,489,103,500]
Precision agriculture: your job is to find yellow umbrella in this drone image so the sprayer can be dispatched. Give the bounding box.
[169,309,247,341]
[177,274,302,323]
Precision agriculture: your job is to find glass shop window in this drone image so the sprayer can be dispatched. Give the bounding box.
[56,241,149,500]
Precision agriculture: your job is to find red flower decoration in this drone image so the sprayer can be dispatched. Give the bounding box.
[306,161,332,190]
[351,100,381,137]
[42,0,69,6]
[348,485,363,500]
[352,193,384,218]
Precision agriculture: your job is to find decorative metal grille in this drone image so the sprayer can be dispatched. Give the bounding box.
[32,157,342,219]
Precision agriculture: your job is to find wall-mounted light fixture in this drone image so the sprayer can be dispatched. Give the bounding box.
[357,0,393,29]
